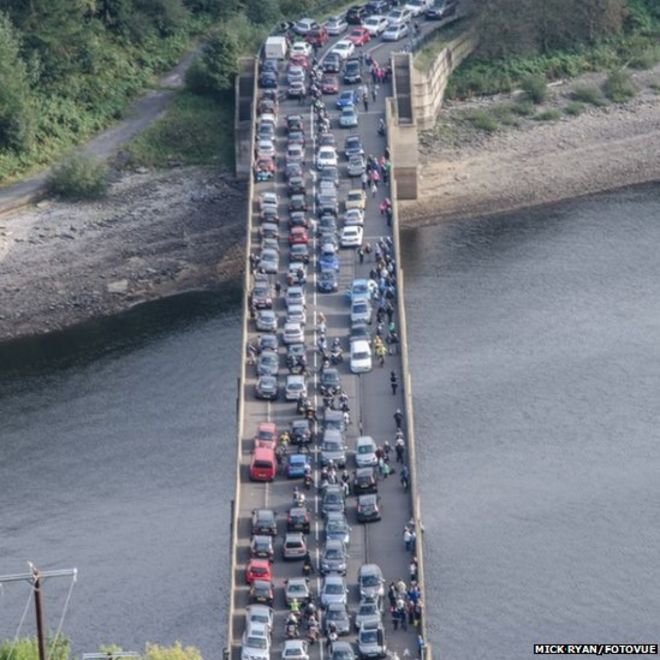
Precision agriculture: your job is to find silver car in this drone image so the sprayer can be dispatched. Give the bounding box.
[347,154,366,177]
[357,621,386,659]
[285,286,307,308]
[354,598,381,631]
[358,564,385,600]
[324,602,351,636]
[320,575,348,608]
[283,532,307,560]
[320,539,348,575]
[350,298,372,325]
[246,604,274,632]
[285,577,311,605]
[285,374,307,401]
[283,321,304,345]
[256,309,277,332]
[321,429,347,467]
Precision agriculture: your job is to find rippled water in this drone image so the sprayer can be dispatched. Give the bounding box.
[2,185,659,659]
[403,184,660,659]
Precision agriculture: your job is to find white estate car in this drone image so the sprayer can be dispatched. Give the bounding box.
[350,340,372,373]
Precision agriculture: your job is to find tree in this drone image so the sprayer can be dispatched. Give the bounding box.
[145,642,203,660]
[0,636,70,660]
[0,11,36,152]
[200,28,239,93]
[245,0,280,26]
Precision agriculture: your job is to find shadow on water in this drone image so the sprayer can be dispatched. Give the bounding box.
[0,284,242,392]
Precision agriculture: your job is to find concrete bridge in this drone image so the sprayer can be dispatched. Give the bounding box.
[226,12,475,660]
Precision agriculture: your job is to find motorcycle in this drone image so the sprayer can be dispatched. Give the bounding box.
[285,623,299,639]
[330,348,343,364]
[303,473,313,490]
[307,626,319,644]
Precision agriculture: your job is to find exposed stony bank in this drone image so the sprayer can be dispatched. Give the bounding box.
[0,167,246,342]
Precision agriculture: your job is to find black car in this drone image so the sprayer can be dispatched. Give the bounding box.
[320,368,342,395]
[249,579,275,606]
[320,165,340,185]
[287,176,306,196]
[290,243,310,264]
[287,114,305,133]
[287,506,312,533]
[425,0,458,19]
[324,409,346,432]
[357,494,381,522]
[258,333,278,352]
[331,641,356,660]
[344,135,364,160]
[288,211,309,229]
[350,322,372,346]
[317,214,338,236]
[323,53,342,73]
[343,59,362,84]
[285,162,304,180]
[346,4,368,23]
[250,535,275,561]
[261,58,279,73]
[353,467,378,494]
[318,268,339,293]
[252,508,277,536]
[259,71,278,89]
[291,418,314,446]
[250,281,273,310]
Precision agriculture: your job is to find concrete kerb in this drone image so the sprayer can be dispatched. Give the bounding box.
[225,56,258,659]
[389,176,431,658]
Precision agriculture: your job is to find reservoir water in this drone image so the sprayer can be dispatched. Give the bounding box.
[2,184,659,658]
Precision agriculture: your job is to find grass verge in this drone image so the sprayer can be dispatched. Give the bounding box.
[126,91,235,170]
[414,19,469,72]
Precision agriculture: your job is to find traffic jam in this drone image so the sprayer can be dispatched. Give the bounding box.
[237,4,438,660]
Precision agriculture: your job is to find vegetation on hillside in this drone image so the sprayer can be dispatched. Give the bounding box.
[447,0,660,98]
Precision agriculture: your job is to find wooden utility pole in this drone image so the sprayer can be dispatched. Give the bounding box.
[0,563,78,660]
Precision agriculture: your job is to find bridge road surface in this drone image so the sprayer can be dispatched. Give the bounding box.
[230,18,458,660]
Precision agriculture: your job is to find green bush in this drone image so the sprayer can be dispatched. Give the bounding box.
[571,83,606,105]
[564,100,585,115]
[47,154,110,200]
[628,44,660,69]
[512,99,534,115]
[532,109,561,121]
[602,69,637,101]
[461,109,499,132]
[0,636,70,660]
[521,74,548,103]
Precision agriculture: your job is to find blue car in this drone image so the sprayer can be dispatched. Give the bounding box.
[319,245,340,271]
[336,90,358,109]
[287,454,311,478]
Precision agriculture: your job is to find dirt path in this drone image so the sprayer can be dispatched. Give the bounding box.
[0,48,200,216]
[402,69,660,226]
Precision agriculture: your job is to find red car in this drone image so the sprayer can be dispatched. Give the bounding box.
[289,227,309,246]
[321,75,339,94]
[289,53,310,69]
[245,558,273,585]
[254,422,278,450]
[347,26,370,46]
[254,156,275,181]
[305,27,329,46]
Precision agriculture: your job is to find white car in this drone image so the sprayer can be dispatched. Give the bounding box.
[316,146,338,170]
[405,0,430,15]
[331,39,356,60]
[246,604,274,632]
[285,374,307,401]
[256,139,275,158]
[382,23,409,41]
[259,192,279,214]
[362,15,388,36]
[241,622,270,660]
[286,303,306,327]
[291,41,313,58]
[340,225,364,247]
[326,14,348,35]
[285,286,306,308]
[283,322,304,345]
[282,639,309,660]
[350,340,372,373]
[320,575,348,608]
[386,7,412,26]
[343,208,364,226]
[355,435,378,467]
[293,18,319,35]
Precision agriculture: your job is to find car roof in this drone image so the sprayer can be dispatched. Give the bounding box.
[289,452,307,462]
[255,508,275,518]
[285,531,304,540]
[359,493,378,503]
[287,576,308,585]
[324,574,345,584]
[359,563,382,575]
[325,538,345,549]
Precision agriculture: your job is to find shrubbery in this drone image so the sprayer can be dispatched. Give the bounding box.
[521,74,548,103]
[47,154,110,200]
[602,69,637,101]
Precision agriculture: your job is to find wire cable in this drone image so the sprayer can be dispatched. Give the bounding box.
[7,586,34,660]
[48,572,77,659]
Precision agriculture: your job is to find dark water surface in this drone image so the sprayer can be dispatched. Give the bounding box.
[0,293,241,659]
[402,184,660,659]
[2,185,660,659]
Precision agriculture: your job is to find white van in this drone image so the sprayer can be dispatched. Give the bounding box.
[350,339,372,373]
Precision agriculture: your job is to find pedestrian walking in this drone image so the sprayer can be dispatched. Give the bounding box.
[361,171,368,191]
[372,84,379,101]
[371,181,378,198]
[394,408,403,429]
[410,529,417,553]
[400,464,409,491]
[403,527,412,551]
[363,94,369,112]
[343,410,351,427]
[410,558,418,582]
[388,582,397,607]
[390,371,398,395]
[398,604,408,631]
[358,247,365,264]
[408,601,416,627]
[391,606,399,631]
[386,205,393,227]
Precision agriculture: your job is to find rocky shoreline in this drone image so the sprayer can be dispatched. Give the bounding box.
[1,66,659,342]
[0,167,246,342]
[401,66,660,225]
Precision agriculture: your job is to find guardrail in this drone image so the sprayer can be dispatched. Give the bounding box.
[225,55,258,660]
